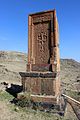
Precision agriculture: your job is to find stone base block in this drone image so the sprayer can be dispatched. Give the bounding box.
[19,72,60,104]
[17,92,60,105]
[17,92,65,115]
[30,94,59,104]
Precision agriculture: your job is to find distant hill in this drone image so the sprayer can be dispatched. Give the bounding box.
[60,59,80,92]
[0,51,27,62]
[0,51,80,91]
[0,51,27,84]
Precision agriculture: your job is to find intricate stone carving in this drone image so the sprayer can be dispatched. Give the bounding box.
[37,32,47,52]
[20,10,60,104]
[34,22,50,64]
[33,14,51,23]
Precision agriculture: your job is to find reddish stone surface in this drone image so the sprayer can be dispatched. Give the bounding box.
[27,64,52,72]
[21,77,56,95]
[20,10,60,104]
[28,10,60,72]
[31,95,58,104]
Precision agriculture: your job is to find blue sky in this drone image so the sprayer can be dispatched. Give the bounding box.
[0,0,80,61]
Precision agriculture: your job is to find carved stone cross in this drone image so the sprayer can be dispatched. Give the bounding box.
[37,32,47,52]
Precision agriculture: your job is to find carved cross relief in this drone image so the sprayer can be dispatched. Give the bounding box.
[34,22,50,64]
[33,17,51,64]
[37,32,47,52]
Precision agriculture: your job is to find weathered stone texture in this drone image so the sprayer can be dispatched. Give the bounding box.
[20,9,60,104]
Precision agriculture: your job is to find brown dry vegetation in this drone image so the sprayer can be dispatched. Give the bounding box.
[0,51,80,120]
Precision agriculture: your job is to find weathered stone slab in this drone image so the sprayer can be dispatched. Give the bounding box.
[21,77,56,95]
[28,10,60,72]
[31,95,58,104]
[27,64,52,72]
[20,72,57,78]
[20,9,60,105]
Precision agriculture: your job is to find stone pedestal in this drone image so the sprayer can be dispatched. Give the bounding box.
[20,72,60,104]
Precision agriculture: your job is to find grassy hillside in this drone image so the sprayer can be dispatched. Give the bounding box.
[0,51,79,120]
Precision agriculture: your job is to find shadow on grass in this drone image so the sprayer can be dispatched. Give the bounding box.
[6,84,23,98]
[5,84,65,116]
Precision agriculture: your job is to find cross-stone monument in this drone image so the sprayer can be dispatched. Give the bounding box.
[20,9,60,105]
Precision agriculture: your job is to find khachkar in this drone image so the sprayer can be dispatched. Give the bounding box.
[20,10,60,104]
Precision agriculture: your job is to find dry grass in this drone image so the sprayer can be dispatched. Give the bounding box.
[0,51,80,120]
[0,91,63,120]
